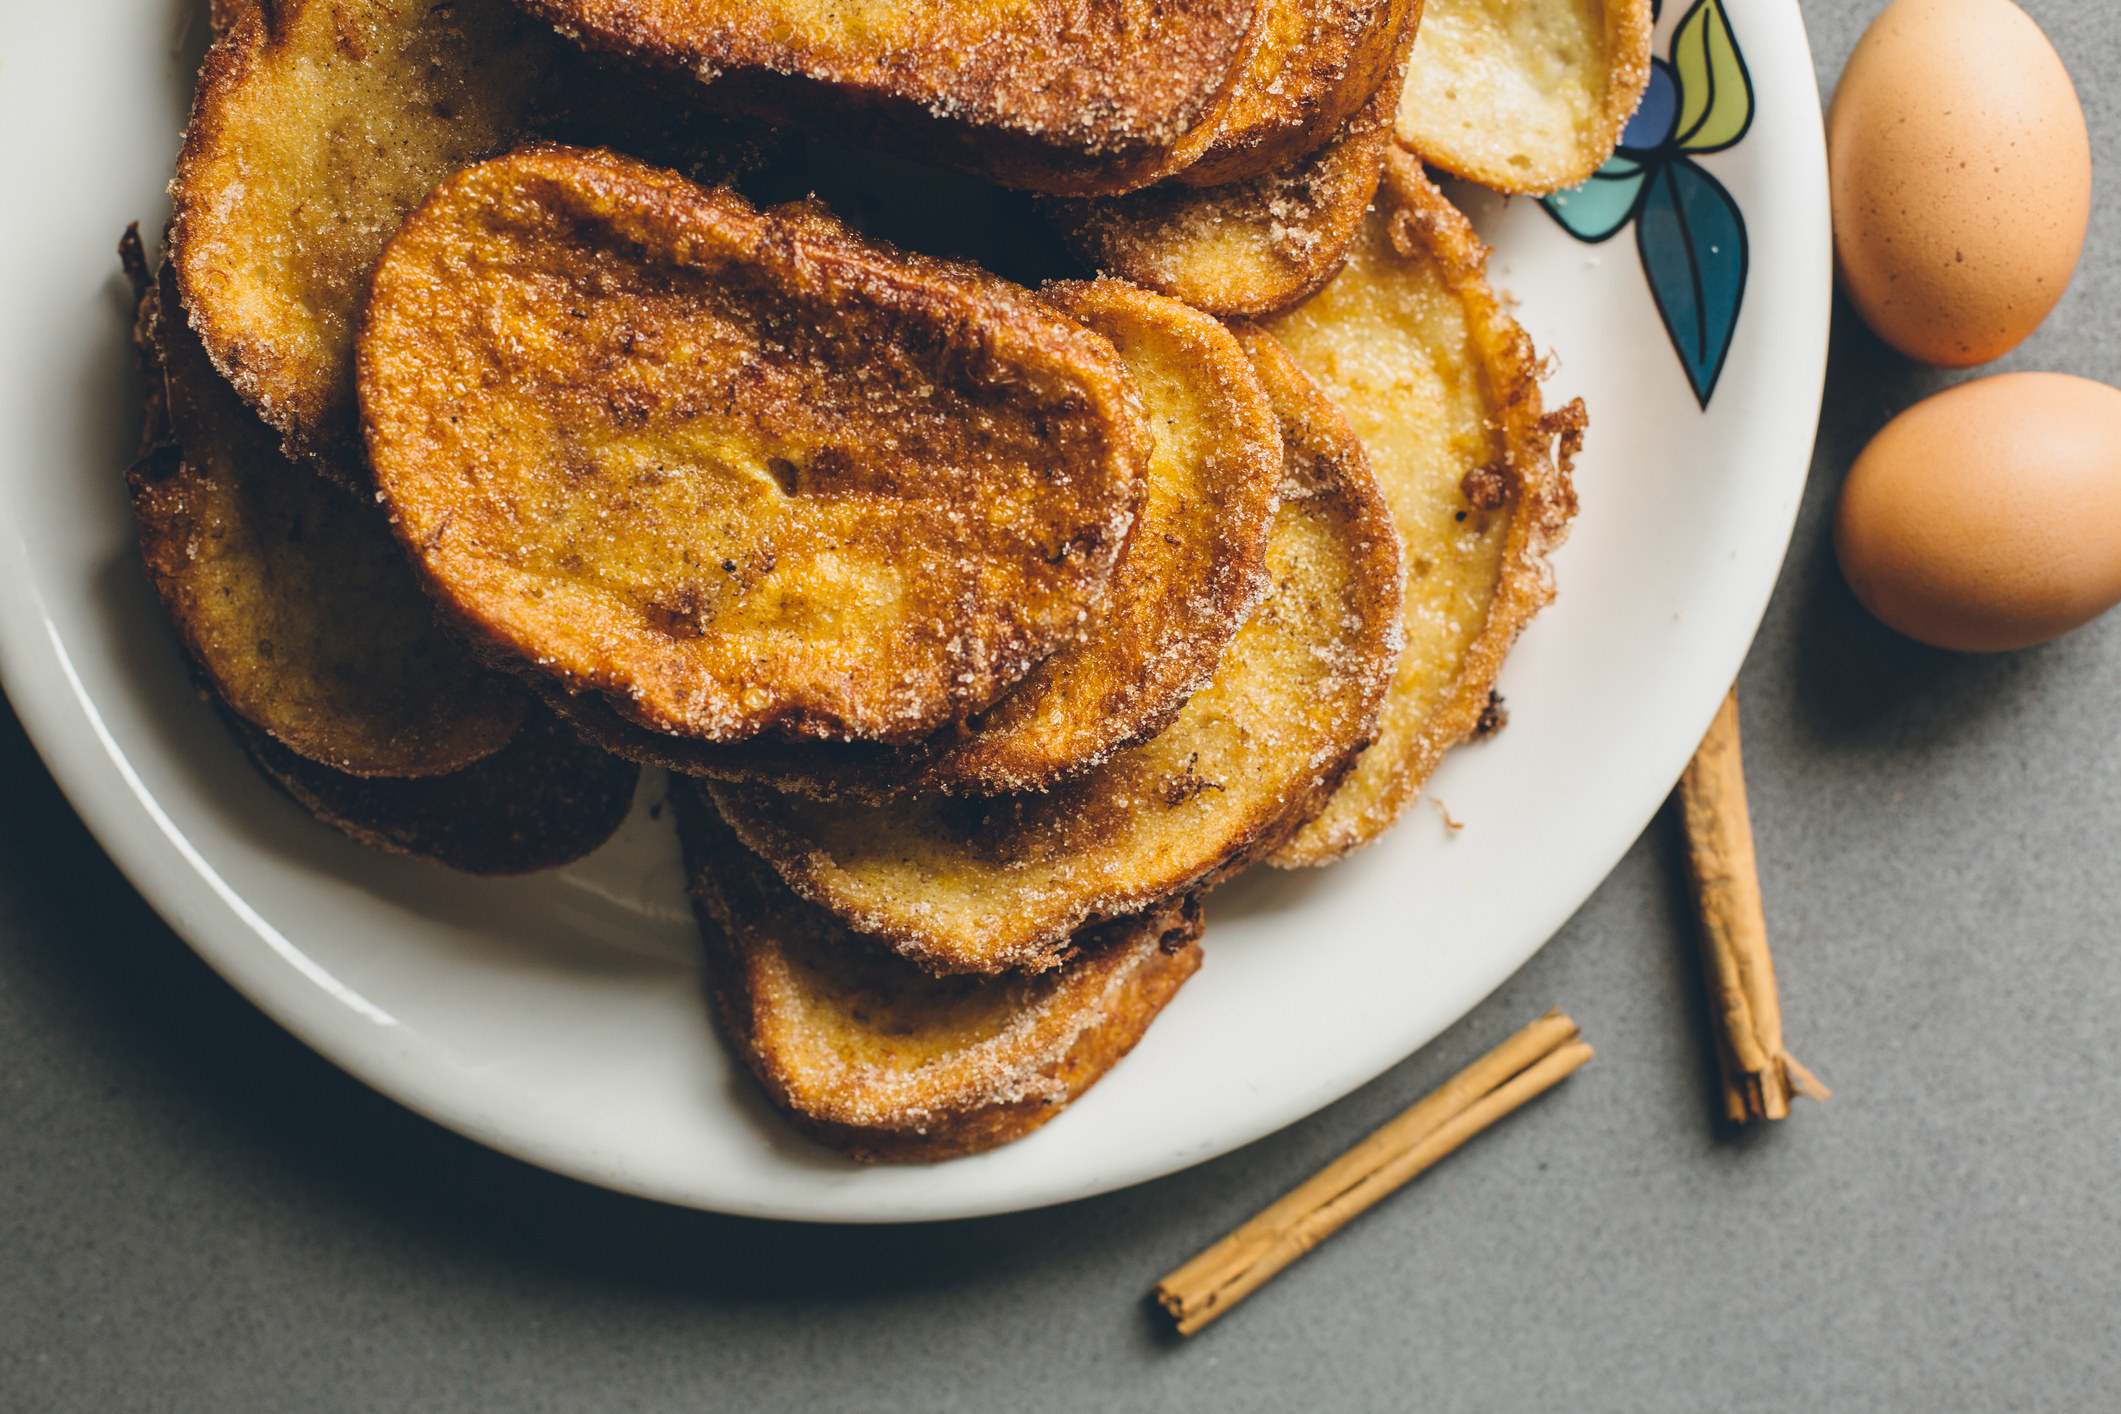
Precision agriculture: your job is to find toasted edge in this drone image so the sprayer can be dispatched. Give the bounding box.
[516,0,1260,196]
[1043,54,1400,318]
[1180,0,1424,188]
[706,355,1404,972]
[170,0,790,488]
[675,783,1204,1162]
[1216,320,1406,865]
[170,0,362,487]
[122,225,175,465]
[1271,151,1583,866]
[136,259,529,778]
[234,700,639,874]
[1392,0,1655,195]
[919,279,1281,794]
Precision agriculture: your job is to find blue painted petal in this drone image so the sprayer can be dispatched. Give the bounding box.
[1542,160,1650,244]
[1635,158,1748,407]
[1621,60,1679,152]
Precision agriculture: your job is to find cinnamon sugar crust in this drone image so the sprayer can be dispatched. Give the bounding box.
[360,147,1148,745]
[171,0,786,489]
[710,338,1402,974]
[1043,51,1402,319]
[926,280,1281,793]
[1179,0,1424,188]
[677,786,1202,1163]
[518,0,1259,196]
[134,261,527,779]
[570,279,1283,801]
[1264,152,1582,866]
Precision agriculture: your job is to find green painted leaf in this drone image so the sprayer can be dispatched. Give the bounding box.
[1672,0,1752,153]
[1542,157,1649,244]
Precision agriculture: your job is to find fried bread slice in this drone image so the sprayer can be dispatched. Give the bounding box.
[360,146,1147,746]
[675,785,1203,1162]
[517,0,1257,196]
[235,702,639,875]
[133,260,527,778]
[133,239,633,867]
[909,280,1281,792]
[574,279,1282,801]
[1261,152,1582,865]
[710,341,1402,974]
[1179,0,1425,189]
[1395,0,1653,195]
[171,0,784,488]
[1043,58,1399,319]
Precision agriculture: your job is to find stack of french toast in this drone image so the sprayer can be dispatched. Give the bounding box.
[132,0,1651,1160]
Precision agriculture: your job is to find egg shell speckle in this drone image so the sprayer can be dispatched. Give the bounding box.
[1828,0,2090,367]
[1834,372,2121,652]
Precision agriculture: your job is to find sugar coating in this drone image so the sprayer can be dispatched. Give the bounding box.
[1043,55,1401,319]
[517,0,1260,194]
[137,265,526,778]
[1178,0,1418,187]
[1395,0,1655,196]
[171,0,785,486]
[712,342,1406,974]
[679,788,1202,1161]
[537,279,1286,802]
[361,149,1148,745]
[1263,153,1581,866]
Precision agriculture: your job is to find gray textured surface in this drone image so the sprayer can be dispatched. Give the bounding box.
[7,1,2121,1408]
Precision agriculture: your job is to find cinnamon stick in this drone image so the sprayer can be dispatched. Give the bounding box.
[1678,688,1829,1122]
[1154,1010,1591,1335]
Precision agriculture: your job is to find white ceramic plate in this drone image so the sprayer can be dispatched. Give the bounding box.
[0,0,1827,1221]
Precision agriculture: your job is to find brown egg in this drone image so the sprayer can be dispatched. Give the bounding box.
[1828,0,2090,367]
[1835,373,2121,652]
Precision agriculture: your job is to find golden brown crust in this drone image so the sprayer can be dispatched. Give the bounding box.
[206,0,255,36]
[922,280,1281,793]
[360,146,1148,746]
[519,0,1258,196]
[1180,0,1425,188]
[675,784,1202,1163]
[542,279,1282,800]
[1264,152,1581,865]
[170,0,787,488]
[234,702,639,875]
[1217,321,1407,858]
[1393,0,1654,195]
[1042,54,1400,319]
[135,262,528,778]
[708,370,1403,974]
